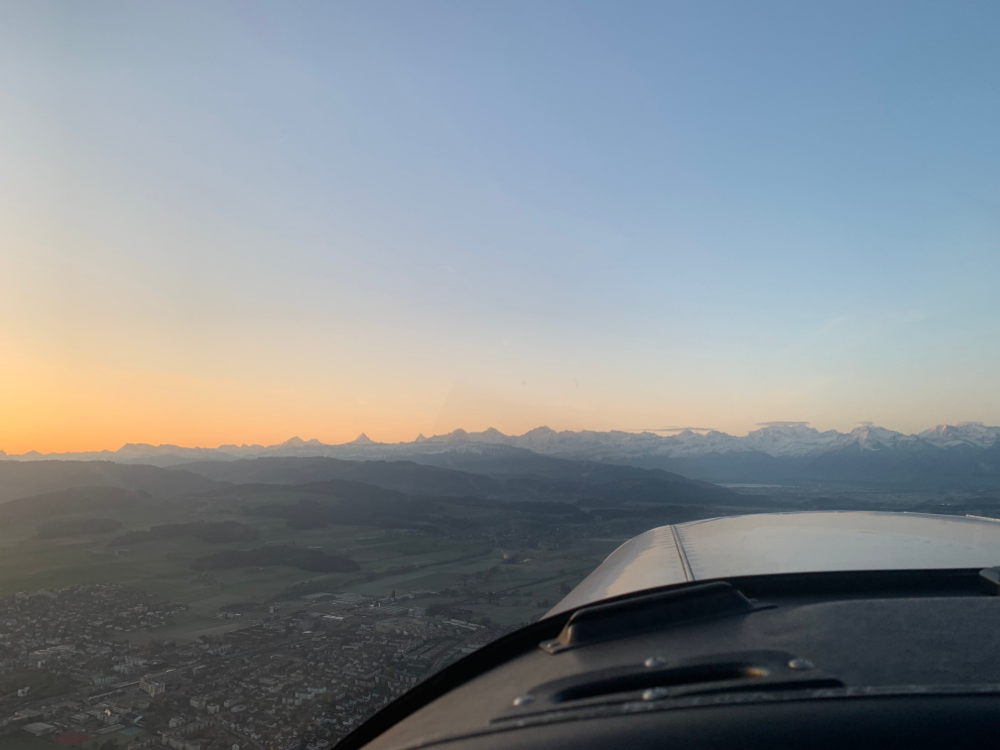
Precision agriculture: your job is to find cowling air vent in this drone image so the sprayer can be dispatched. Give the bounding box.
[541,581,772,654]
[500,651,843,720]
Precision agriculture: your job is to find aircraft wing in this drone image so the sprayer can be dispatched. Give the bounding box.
[548,511,1000,615]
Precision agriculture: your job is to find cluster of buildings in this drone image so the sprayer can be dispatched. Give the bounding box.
[142,596,509,750]
[0,586,512,750]
[0,585,180,654]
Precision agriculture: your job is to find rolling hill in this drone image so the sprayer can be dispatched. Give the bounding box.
[0,461,222,503]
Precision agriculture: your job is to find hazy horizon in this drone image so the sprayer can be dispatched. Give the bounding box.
[2,1,999,453]
[3,418,998,457]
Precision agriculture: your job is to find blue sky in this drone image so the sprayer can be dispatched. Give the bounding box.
[1,1,998,450]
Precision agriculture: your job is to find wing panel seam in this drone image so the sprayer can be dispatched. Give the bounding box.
[671,524,694,582]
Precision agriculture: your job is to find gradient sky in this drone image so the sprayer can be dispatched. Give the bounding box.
[1,1,999,453]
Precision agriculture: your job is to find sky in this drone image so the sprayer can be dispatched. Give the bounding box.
[1,1,999,453]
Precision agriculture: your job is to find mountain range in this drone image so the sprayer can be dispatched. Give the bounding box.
[4,422,1000,488]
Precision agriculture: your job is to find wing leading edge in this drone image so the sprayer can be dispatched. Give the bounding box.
[548,511,1000,616]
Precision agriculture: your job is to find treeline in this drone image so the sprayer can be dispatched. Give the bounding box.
[247,500,430,530]
[110,521,257,546]
[244,495,593,532]
[190,545,360,573]
[0,487,145,524]
[219,602,268,612]
[37,518,122,538]
[245,496,687,531]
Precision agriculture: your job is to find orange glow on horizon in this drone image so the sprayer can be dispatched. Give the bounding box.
[1,312,991,455]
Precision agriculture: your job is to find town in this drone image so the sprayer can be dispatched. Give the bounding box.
[0,585,514,750]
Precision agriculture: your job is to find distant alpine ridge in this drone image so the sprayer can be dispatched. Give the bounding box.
[3,421,998,461]
[3,422,1000,488]
[415,422,1000,457]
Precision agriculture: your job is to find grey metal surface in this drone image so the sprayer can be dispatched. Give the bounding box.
[548,512,1000,615]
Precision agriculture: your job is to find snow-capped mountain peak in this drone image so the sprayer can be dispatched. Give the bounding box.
[742,423,841,456]
[827,424,930,452]
[919,422,1000,449]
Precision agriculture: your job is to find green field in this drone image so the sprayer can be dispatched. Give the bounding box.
[0,490,626,631]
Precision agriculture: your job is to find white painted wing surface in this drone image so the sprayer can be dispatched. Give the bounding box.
[548,511,1000,616]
